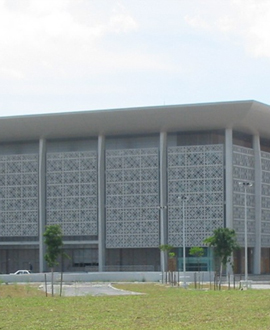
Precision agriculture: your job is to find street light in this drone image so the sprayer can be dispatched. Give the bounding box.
[238,181,253,288]
[178,195,189,288]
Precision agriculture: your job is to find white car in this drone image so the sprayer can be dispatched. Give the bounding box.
[13,270,31,275]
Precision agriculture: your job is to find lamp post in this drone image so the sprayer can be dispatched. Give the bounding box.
[178,195,189,288]
[238,182,253,287]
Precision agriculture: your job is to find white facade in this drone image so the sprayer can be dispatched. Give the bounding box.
[1,100,270,274]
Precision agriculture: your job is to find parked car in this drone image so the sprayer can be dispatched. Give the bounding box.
[13,270,32,275]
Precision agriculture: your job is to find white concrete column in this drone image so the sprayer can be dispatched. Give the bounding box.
[225,129,234,276]
[98,135,105,272]
[38,138,46,272]
[225,129,233,229]
[253,135,261,274]
[160,132,167,273]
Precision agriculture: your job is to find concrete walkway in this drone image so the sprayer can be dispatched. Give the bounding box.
[39,282,143,297]
[248,283,270,290]
[36,281,270,296]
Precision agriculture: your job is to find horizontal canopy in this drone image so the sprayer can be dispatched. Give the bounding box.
[0,100,269,142]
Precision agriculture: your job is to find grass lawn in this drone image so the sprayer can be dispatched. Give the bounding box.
[1,283,270,329]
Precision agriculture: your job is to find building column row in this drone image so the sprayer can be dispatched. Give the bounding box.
[253,135,261,274]
[38,138,46,272]
[159,132,167,273]
[38,130,263,274]
[98,135,105,272]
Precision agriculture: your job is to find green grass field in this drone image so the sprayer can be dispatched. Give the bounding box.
[1,283,270,329]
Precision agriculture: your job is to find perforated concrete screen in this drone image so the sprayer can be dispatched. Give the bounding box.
[46,151,98,236]
[261,151,270,247]
[0,154,39,236]
[233,146,255,246]
[167,145,224,247]
[105,148,159,248]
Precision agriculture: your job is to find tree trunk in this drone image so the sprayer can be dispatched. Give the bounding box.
[168,257,177,271]
[219,263,223,290]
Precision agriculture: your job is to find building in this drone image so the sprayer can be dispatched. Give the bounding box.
[1,100,270,274]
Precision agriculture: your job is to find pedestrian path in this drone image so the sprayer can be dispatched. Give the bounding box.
[39,282,144,296]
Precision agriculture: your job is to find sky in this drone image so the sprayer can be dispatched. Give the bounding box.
[0,0,270,116]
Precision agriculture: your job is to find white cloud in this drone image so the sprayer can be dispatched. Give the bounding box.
[109,3,137,33]
[0,0,140,80]
[0,67,24,80]
[184,0,270,58]
[239,1,270,57]
[184,14,211,30]
[0,0,269,116]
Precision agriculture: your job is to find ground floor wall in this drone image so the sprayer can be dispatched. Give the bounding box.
[176,247,213,272]
[105,248,160,271]
[261,248,270,273]
[0,247,38,274]
[0,246,160,273]
[1,245,270,275]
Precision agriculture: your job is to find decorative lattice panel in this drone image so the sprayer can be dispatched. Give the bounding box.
[233,146,255,246]
[0,154,38,236]
[106,148,159,248]
[168,145,224,247]
[46,151,97,236]
[261,151,270,247]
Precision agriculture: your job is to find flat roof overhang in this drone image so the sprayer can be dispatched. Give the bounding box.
[0,100,269,143]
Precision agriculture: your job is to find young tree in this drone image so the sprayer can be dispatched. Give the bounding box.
[44,224,63,297]
[189,247,204,289]
[159,244,174,254]
[204,228,239,287]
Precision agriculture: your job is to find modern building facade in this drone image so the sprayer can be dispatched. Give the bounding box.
[1,100,270,274]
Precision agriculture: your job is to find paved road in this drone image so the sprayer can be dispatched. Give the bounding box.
[40,283,143,296]
[248,284,270,290]
[39,282,270,296]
